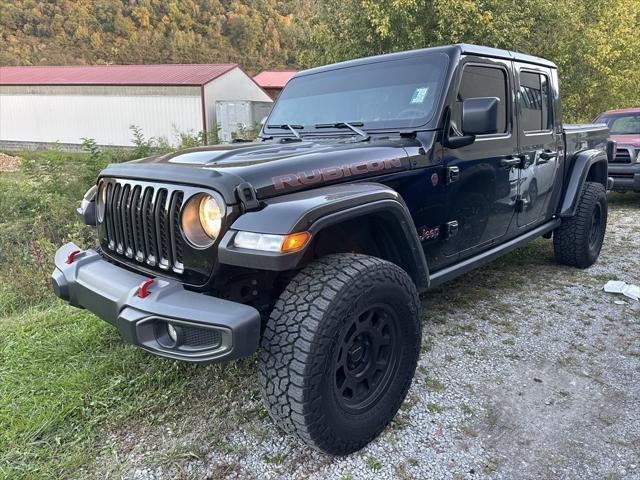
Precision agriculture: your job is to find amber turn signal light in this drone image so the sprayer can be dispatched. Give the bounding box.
[280,231,311,253]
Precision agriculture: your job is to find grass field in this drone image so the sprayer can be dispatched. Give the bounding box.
[0,151,259,479]
[1,151,638,479]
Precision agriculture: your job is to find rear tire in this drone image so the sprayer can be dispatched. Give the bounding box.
[259,254,421,455]
[553,181,607,268]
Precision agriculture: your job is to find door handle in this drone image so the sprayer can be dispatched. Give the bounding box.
[500,156,522,168]
[539,150,558,162]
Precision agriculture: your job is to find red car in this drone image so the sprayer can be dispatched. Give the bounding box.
[595,108,640,192]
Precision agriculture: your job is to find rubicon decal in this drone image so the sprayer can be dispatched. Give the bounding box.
[273,158,403,190]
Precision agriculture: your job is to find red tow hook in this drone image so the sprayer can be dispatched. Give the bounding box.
[66,249,81,264]
[137,278,154,299]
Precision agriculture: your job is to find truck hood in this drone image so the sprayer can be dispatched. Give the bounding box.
[100,136,433,203]
[610,133,640,147]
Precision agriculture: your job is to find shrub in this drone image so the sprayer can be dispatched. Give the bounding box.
[0,148,136,316]
[129,125,172,158]
[174,124,223,149]
[232,122,261,142]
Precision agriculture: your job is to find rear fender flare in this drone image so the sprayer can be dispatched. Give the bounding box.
[559,149,608,217]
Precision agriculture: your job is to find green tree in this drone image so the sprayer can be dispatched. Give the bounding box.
[0,0,312,73]
[300,0,640,122]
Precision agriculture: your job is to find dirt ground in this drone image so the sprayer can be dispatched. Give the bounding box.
[95,195,640,480]
[0,153,21,173]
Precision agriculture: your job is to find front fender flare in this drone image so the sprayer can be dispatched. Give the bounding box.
[559,149,608,217]
[217,183,429,290]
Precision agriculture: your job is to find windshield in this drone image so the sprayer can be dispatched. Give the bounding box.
[597,113,640,135]
[265,53,449,134]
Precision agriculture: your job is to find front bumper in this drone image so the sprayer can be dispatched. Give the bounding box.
[51,242,261,363]
[608,164,640,192]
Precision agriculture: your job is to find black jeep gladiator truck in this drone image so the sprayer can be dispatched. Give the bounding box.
[52,44,614,455]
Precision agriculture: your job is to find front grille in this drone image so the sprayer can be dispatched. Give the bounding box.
[102,180,185,273]
[612,147,633,163]
[610,172,634,179]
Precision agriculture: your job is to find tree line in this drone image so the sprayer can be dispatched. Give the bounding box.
[0,0,313,72]
[301,0,640,122]
[1,0,638,121]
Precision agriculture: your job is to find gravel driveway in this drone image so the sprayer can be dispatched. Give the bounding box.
[97,194,640,480]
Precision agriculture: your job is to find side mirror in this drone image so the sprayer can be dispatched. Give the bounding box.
[462,97,499,135]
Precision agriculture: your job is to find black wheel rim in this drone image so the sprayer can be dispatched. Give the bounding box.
[333,304,401,414]
[588,202,602,250]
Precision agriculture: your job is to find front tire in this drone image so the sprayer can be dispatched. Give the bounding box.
[259,254,421,455]
[553,181,607,268]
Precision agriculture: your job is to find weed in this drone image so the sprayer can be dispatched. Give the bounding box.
[461,403,474,416]
[130,125,171,157]
[425,377,446,392]
[0,149,132,315]
[401,395,419,411]
[366,457,383,471]
[262,452,286,465]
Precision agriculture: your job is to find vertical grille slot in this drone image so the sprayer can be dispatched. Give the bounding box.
[100,179,190,276]
[155,189,170,270]
[112,183,124,254]
[120,184,133,258]
[143,187,156,266]
[130,186,144,262]
[169,191,184,273]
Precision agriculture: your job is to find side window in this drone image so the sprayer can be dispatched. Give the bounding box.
[519,71,551,132]
[453,65,508,134]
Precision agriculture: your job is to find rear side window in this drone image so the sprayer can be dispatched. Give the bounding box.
[454,65,508,134]
[519,71,551,132]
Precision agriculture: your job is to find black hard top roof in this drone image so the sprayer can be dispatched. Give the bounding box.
[296,44,557,78]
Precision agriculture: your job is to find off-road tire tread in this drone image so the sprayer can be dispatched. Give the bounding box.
[259,253,420,455]
[553,181,607,268]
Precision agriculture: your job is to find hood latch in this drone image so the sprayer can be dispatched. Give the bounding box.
[235,182,260,212]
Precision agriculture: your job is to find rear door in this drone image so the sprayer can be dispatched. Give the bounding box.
[514,64,560,227]
[443,58,519,258]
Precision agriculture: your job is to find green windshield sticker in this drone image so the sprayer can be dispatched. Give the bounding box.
[410,87,429,104]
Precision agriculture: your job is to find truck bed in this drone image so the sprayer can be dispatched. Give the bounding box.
[563,123,609,155]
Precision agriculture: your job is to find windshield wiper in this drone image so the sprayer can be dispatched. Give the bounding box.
[314,121,369,140]
[266,123,303,140]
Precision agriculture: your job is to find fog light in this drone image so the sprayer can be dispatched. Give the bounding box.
[167,323,178,342]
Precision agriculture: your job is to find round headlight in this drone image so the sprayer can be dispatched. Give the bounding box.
[181,193,225,248]
[199,195,223,239]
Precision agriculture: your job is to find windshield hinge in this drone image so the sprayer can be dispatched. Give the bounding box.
[235,182,260,212]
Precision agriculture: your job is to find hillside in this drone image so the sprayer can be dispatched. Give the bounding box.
[0,0,313,73]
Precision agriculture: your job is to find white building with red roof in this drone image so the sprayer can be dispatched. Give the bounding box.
[253,70,296,100]
[0,64,272,147]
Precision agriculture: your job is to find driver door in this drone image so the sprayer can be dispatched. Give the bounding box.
[442,58,519,258]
